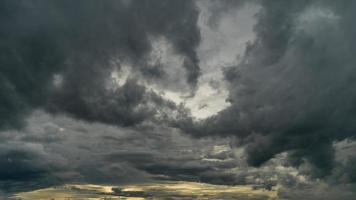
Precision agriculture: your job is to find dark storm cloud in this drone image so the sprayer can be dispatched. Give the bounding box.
[179,0,356,179]
[0,0,202,191]
[134,157,239,184]
[0,142,59,193]
[0,111,244,191]
[0,149,43,181]
[0,0,200,129]
[103,133,240,184]
[1,111,352,197]
[2,0,356,198]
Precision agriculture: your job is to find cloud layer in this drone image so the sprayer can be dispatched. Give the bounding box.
[1,1,356,199]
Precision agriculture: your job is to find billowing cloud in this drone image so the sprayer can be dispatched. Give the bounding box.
[181,0,356,180]
[0,0,201,129]
[1,0,356,199]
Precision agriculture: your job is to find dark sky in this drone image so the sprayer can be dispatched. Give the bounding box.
[1,0,356,199]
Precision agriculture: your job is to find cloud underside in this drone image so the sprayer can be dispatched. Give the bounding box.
[182,0,356,177]
[1,0,356,199]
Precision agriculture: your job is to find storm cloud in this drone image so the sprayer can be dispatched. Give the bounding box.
[0,0,201,129]
[1,0,356,199]
[182,0,356,179]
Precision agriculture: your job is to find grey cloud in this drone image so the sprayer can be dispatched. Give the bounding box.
[0,143,59,193]
[0,111,243,191]
[181,0,356,180]
[199,0,253,29]
[2,110,353,196]
[2,0,356,198]
[0,0,201,130]
[278,183,356,200]
[48,78,157,126]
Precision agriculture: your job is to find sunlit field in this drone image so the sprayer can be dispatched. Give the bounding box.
[11,181,277,200]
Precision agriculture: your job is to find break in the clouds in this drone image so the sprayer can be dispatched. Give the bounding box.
[1,0,356,199]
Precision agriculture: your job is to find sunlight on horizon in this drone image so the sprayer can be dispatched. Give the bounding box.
[11,181,277,200]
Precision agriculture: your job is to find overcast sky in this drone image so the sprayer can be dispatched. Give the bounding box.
[1,0,356,199]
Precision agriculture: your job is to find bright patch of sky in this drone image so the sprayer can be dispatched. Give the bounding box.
[109,3,259,119]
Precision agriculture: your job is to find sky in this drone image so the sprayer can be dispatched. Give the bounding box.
[1,0,356,199]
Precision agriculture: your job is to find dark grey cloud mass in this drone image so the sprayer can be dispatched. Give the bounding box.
[178,0,356,180]
[0,0,200,129]
[1,0,356,199]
